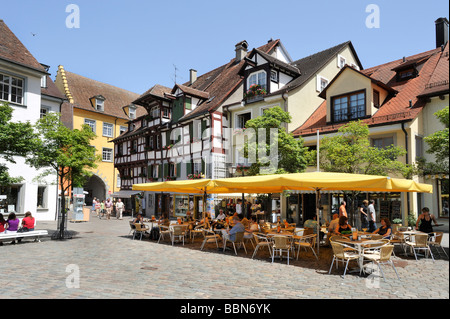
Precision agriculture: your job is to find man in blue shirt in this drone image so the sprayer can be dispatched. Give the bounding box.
[222,216,245,241]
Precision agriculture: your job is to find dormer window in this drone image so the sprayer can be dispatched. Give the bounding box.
[331,90,366,123]
[398,68,415,81]
[90,95,105,112]
[129,106,136,119]
[96,99,104,111]
[248,71,267,90]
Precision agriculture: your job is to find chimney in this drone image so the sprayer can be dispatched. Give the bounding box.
[235,40,249,63]
[435,17,449,48]
[189,69,197,85]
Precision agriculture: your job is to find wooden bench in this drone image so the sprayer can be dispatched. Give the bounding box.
[0,230,49,243]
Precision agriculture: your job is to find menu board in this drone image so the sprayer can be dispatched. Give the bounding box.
[391,201,402,220]
[379,200,390,220]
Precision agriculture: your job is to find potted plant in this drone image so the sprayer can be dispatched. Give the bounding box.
[392,218,403,233]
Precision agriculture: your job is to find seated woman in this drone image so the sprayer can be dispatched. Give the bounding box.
[21,211,35,231]
[373,218,392,239]
[5,212,20,244]
[335,216,352,234]
[133,213,144,225]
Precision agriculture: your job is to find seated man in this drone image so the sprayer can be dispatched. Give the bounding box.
[222,216,245,242]
[303,216,324,241]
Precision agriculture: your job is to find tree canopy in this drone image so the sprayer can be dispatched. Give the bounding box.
[241,106,308,175]
[422,106,449,174]
[0,102,37,185]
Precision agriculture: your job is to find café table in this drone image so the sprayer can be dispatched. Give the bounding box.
[333,237,386,274]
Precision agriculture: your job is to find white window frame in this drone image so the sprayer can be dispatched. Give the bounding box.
[0,72,24,105]
[193,160,202,174]
[116,174,121,188]
[102,122,114,137]
[129,106,137,119]
[102,147,113,162]
[337,54,346,68]
[40,107,50,118]
[84,119,96,133]
[316,75,329,92]
[351,63,360,71]
[270,70,278,82]
[247,70,267,90]
[95,99,104,112]
[37,186,47,209]
[119,125,127,135]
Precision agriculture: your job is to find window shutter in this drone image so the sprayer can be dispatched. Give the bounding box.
[177,162,181,178]
[147,165,152,178]
[186,161,192,175]
[189,123,193,142]
[201,158,206,174]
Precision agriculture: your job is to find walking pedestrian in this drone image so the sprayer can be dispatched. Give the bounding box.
[359,200,369,230]
[105,198,112,220]
[100,200,105,219]
[116,198,124,220]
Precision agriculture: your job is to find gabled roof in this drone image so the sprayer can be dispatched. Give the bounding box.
[417,42,449,98]
[240,48,301,76]
[318,64,397,99]
[41,74,66,100]
[175,39,282,122]
[56,67,143,120]
[292,46,444,137]
[267,41,362,97]
[0,19,47,74]
[133,84,173,105]
[172,83,210,100]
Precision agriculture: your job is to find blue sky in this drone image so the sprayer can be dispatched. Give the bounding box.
[1,0,448,94]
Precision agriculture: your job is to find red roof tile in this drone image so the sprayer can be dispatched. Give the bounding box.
[293,46,445,137]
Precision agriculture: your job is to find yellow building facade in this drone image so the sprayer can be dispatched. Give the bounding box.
[55,65,142,204]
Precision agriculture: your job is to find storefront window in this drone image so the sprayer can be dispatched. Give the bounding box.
[440,179,449,218]
[0,185,21,214]
[174,194,189,217]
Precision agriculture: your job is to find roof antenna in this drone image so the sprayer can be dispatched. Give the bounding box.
[172,64,179,85]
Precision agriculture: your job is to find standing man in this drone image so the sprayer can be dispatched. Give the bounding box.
[367,199,377,232]
[236,199,242,215]
[116,198,124,220]
[339,201,347,218]
[105,198,113,220]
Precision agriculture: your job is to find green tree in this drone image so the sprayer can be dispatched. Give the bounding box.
[319,120,410,225]
[242,106,308,175]
[26,112,99,239]
[0,102,37,185]
[421,106,449,174]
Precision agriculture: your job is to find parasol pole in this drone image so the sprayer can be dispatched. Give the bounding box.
[316,188,321,255]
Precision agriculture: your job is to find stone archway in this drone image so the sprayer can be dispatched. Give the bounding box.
[84,174,107,206]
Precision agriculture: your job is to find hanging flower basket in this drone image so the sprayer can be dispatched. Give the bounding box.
[243,84,267,100]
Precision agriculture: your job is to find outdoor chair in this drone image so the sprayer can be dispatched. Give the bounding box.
[361,244,400,281]
[271,236,292,265]
[171,225,187,246]
[200,229,220,251]
[405,233,435,261]
[328,242,360,279]
[303,228,314,236]
[133,223,149,241]
[389,231,408,257]
[251,233,272,259]
[369,234,383,240]
[294,234,318,260]
[190,224,207,243]
[157,225,171,244]
[128,221,136,237]
[223,231,247,255]
[428,232,448,259]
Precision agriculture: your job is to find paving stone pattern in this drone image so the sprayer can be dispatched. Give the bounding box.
[0,214,448,299]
